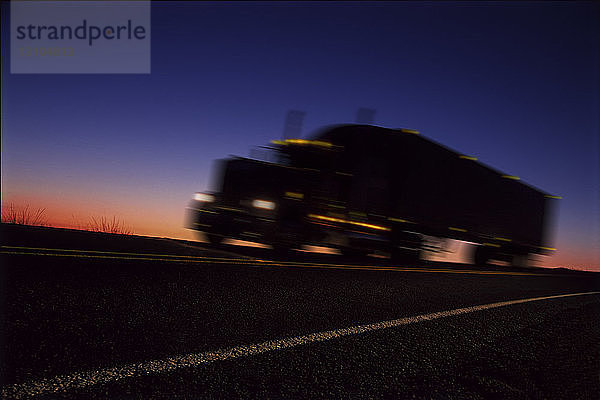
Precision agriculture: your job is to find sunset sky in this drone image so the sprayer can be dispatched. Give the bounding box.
[1,2,599,270]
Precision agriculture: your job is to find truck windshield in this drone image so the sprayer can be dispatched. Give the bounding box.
[275,145,338,171]
[219,158,313,202]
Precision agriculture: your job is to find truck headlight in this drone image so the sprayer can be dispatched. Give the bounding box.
[194,193,215,202]
[252,199,275,210]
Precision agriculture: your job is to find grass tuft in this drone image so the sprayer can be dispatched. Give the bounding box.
[1,203,48,226]
[88,215,133,235]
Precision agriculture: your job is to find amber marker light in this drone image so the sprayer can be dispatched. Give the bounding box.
[271,139,333,148]
[483,242,501,247]
[400,128,420,134]
[284,191,304,200]
[388,217,410,223]
[308,214,390,231]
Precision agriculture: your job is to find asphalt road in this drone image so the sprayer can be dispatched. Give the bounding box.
[1,224,599,399]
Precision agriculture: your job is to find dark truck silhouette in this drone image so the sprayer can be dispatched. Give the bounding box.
[188,124,558,266]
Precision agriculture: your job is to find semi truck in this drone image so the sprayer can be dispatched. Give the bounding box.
[187,124,558,266]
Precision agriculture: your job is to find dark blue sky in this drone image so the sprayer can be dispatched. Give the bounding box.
[2,1,598,269]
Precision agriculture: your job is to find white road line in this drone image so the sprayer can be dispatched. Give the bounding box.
[2,291,598,399]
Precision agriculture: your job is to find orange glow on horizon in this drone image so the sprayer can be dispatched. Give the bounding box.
[2,195,598,272]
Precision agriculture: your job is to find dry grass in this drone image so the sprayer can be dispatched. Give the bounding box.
[69,214,86,231]
[88,216,133,235]
[1,203,47,226]
[2,203,134,235]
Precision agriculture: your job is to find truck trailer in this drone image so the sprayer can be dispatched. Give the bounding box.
[187,124,558,266]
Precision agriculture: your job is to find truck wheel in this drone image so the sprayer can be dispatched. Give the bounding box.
[474,246,493,266]
[390,248,420,265]
[511,254,529,268]
[271,243,293,258]
[341,247,369,259]
[389,231,422,265]
[206,233,224,246]
[270,222,302,257]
